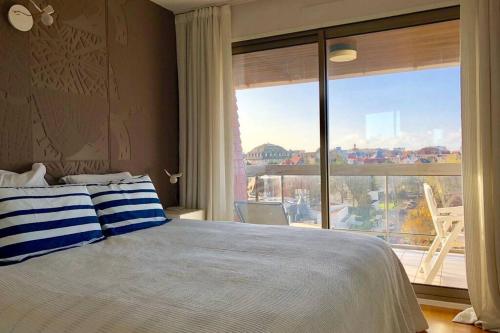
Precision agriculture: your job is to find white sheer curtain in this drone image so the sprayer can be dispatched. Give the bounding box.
[454,0,500,330]
[175,5,234,221]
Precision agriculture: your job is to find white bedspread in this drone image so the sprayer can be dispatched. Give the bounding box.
[0,220,428,333]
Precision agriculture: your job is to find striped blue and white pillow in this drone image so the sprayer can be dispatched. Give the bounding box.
[87,176,169,236]
[0,186,104,265]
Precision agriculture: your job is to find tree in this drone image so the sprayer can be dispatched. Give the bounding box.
[330,177,348,204]
[424,176,463,207]
[345,177,371,207]
[401,199,434,246]
[369,176,378,191]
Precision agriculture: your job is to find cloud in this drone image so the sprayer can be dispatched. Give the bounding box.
[332,130,462,151]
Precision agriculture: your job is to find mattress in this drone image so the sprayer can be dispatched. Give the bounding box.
[0,219,428,333]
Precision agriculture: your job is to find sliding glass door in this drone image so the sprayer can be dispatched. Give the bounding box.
[233,43,322,228]
[326,20,463,288]
[232,8,464,292]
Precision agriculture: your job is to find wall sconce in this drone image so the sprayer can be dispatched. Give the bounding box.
[8,0,55,32]
[164,170,183,184]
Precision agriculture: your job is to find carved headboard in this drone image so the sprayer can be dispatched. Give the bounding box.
[0,0,179,206]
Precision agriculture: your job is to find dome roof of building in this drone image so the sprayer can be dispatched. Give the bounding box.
[247,143,289,157]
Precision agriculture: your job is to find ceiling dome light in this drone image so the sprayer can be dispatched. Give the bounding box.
[329,43,357,63]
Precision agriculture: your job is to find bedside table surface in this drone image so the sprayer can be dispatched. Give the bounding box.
[166,208,201,214]
[165,208,205,220]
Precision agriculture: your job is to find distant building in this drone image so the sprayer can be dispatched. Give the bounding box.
[415,146,452,164]
[417,146,450,155]
[245,143,292,165]
[303,151,319,165]
[244,143,459,166]
[282,155,304,165]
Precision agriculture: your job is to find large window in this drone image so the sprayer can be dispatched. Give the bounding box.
[326,20,464,288]
[232,10,464,290]
[233,43,322,228]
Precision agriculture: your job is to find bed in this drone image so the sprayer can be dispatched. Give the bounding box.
[0,219,428,333]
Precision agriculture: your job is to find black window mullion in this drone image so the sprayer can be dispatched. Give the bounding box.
[318,31,330,230]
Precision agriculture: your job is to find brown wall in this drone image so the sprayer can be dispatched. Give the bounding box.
[0,0,179,206]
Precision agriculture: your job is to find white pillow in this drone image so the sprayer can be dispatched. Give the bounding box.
[0,163,49,187]
[60,172,133,184]
[87,175,168,236]
[0,185,104,265]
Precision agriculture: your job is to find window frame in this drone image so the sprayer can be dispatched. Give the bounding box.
[232,6,466,303]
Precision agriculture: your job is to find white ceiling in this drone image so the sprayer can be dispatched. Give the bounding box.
[150,0,253,14]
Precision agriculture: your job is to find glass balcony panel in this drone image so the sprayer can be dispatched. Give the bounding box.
[255,176,282,203]
[387,176,463,249]
[283,175,321,228]
[329,176,385,232]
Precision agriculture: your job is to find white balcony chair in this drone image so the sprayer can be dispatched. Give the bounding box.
[234,201,289,226]
[418,183,464,284]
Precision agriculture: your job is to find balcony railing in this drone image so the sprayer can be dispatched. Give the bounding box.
[244,163,463,252]
[246,163,461,177]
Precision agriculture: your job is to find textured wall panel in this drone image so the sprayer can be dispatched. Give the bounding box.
[108,0,178,205]
[32,88,108,160]
[0,0,32,172]
[44,160,111,180]
[30,0,109,164]
[0,0,179,206]
[30,0,107,98]
[0,100,32,172]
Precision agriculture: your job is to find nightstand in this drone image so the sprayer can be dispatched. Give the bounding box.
[165,208,205,220]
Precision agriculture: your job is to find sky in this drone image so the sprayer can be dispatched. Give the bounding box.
[235,67,461,153]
